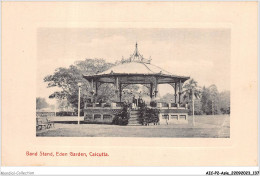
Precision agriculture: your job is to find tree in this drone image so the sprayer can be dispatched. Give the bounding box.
[44,58,115,109]
[200,86,211,114]
[208,84,220,115]
[182,78,201,115]
[219,91,230,114]
[158,93,175,103]
[120,84,150,103]
[193,100,203,115]
[200,85,224,115]
[36,97,49,110]
[96,84,117,103]
[182,79,201,102]
[57,98,72,111]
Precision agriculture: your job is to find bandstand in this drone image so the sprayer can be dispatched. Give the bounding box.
[83,43,190,125]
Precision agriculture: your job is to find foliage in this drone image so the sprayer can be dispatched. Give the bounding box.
[158,79,202,105]
[112,103,131,125]
[120,84,150,103]
[183,78,201,102]
[96,84,117,103]
[200,86,211,114]
[36,97,49,110]
[208,84,221,115]
[56,111,84,116]
[182,79,230,115]
[187,100,203,115]
[200,85,222,115]
[48,104,55,110]
[44,58,230,116]
[139,103,160,125]
[181,78,202,115]
[219,91,230,114]
[44,59,115,108]
[156,78,230,115]
[157,93,175,103]
[57,98,72,111]
[150,100,157,107]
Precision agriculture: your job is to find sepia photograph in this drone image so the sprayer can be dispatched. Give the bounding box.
[36,28,230,138]
[1,1,258,171]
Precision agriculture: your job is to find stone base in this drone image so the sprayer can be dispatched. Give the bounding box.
[159,113,188,125]
[84,108,189,125]
[83,108,121,124]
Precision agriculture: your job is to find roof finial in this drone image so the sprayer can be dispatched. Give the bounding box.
[134,42,139,57]
[125,42,151,64]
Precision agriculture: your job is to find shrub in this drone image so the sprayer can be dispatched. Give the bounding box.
[112,102,131,126]
[139,103,160,125]
[56,111,81,116]
[150,101,157,107]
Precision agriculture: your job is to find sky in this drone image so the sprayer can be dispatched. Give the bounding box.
[37,28,230,104]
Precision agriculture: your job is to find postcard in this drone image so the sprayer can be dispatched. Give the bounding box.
[1,2,258,167]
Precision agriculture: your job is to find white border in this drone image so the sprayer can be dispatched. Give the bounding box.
[0,0,259,175]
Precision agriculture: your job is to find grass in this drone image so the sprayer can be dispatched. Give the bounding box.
[36,115,230,138]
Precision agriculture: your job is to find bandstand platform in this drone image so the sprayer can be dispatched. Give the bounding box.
[83,102,189,125]
[83,43,190,125]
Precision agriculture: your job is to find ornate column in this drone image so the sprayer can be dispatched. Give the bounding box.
[149,77,158,99]
[154,78,158,98]
[94,81,102,103]
[91,79,94,91]
[95,81,98,96]
[150,83,153,99]
[93,80,98,103]
[119,83,122,102]
[174,82,177,103]
[90,79,95,103]
[178,79,182,104]
[115,77,119,101]
[168,83,176,104]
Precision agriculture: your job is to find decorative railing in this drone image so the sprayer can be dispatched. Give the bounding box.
[36,111,55,117]
[154,102,188,109]
[86,103,94,108]
[116,102,124,107]
[85,102,188,109]
[103,103,112,108]
[85,102,123,109]
[170,103,178,107]
[95,103,102,107]
[161,102,169,108]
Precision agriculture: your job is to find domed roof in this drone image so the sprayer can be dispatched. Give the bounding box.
[97,62,172,75]
[83,43,189,83]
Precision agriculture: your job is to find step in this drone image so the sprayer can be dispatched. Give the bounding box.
[129,116,139,119]
[128,119,139,121]
[130,117,139,119]
[130,111,140,113]
[128,122,140,124]
[129,117,139,120]
[128,119,140,121]
[128,123,140,125]
[130,113,140,116]
[130,113,139,116]
[130,111,140,114]
[128,121,139,124]
[128,124,141,126]
[130,116,139,119]
[130,115,140,117]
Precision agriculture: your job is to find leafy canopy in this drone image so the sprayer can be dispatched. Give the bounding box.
[44,58,115,109]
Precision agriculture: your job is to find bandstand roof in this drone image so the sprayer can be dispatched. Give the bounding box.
[97,62,172,75]
[83,43,190,84]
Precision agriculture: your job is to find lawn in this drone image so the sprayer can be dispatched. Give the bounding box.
[36,115,230,138]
